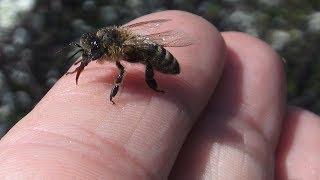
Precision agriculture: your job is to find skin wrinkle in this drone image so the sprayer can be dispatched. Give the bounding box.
[162,113,189,179]
[72,125,155,179]
[226,96,275,178]
[212,143,220,179]
[2,128,99,150]
[38,125,154,179]
[240,82,278,135]
[209,106,273,159]
[32,101,103,129]
[2,111,155,178]
[210,140,254,179]
[239,106,274,148]
[239,81,284,149]
[156,102,186,177]
[124,96,151,146]
[124,97,186,176]
[48,65,114,93]
[4,128,96,166]
[242,149,248,179]
[0,144,152,179]
[119,102,149,145]
[0,144,104,178]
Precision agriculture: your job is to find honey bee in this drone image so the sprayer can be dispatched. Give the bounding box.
[65,19,193,104]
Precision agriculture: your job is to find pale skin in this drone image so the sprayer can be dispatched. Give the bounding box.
[0,10,319,179]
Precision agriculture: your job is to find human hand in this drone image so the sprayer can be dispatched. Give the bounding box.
[0,11,319,179]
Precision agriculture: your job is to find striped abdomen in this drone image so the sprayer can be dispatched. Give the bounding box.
[148,45,180,74]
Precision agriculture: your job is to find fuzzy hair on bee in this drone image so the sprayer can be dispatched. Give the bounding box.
[65,19,193,104]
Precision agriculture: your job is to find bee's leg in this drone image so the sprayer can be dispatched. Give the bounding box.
[73,58,82,65]
[66,59,89,85]
[145,63,165,93]
[110,61,125,104]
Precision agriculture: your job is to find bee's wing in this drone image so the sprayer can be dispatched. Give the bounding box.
[142,30,194,47]
[122,19,194,47]
[122,19,171,33]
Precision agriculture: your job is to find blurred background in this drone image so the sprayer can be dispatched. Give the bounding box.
[0,0,319,137]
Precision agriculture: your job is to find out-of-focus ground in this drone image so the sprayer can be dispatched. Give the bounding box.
[0,0,319,136]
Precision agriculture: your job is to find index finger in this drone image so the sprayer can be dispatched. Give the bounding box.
[0,11,225,179]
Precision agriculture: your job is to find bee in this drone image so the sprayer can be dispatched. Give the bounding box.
[65,19,193,104]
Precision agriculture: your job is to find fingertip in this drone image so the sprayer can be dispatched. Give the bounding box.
[170,31,287,179]
[1,10,228,179]
[221,31,286,145]
[276,106,320,179]
[222,31,284,70]
[286,105,320,121]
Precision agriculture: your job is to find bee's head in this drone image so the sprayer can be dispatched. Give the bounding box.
[79,33,104,60]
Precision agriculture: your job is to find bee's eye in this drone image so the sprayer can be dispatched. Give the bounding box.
[91,40,101,50]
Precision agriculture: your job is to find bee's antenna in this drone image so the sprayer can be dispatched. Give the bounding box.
[67,49,83,62]
[61,49,84,69]
[69,42,82,48]
[56,42,82,55]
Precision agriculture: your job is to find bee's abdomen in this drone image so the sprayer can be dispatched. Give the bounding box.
[149,46,180,74]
